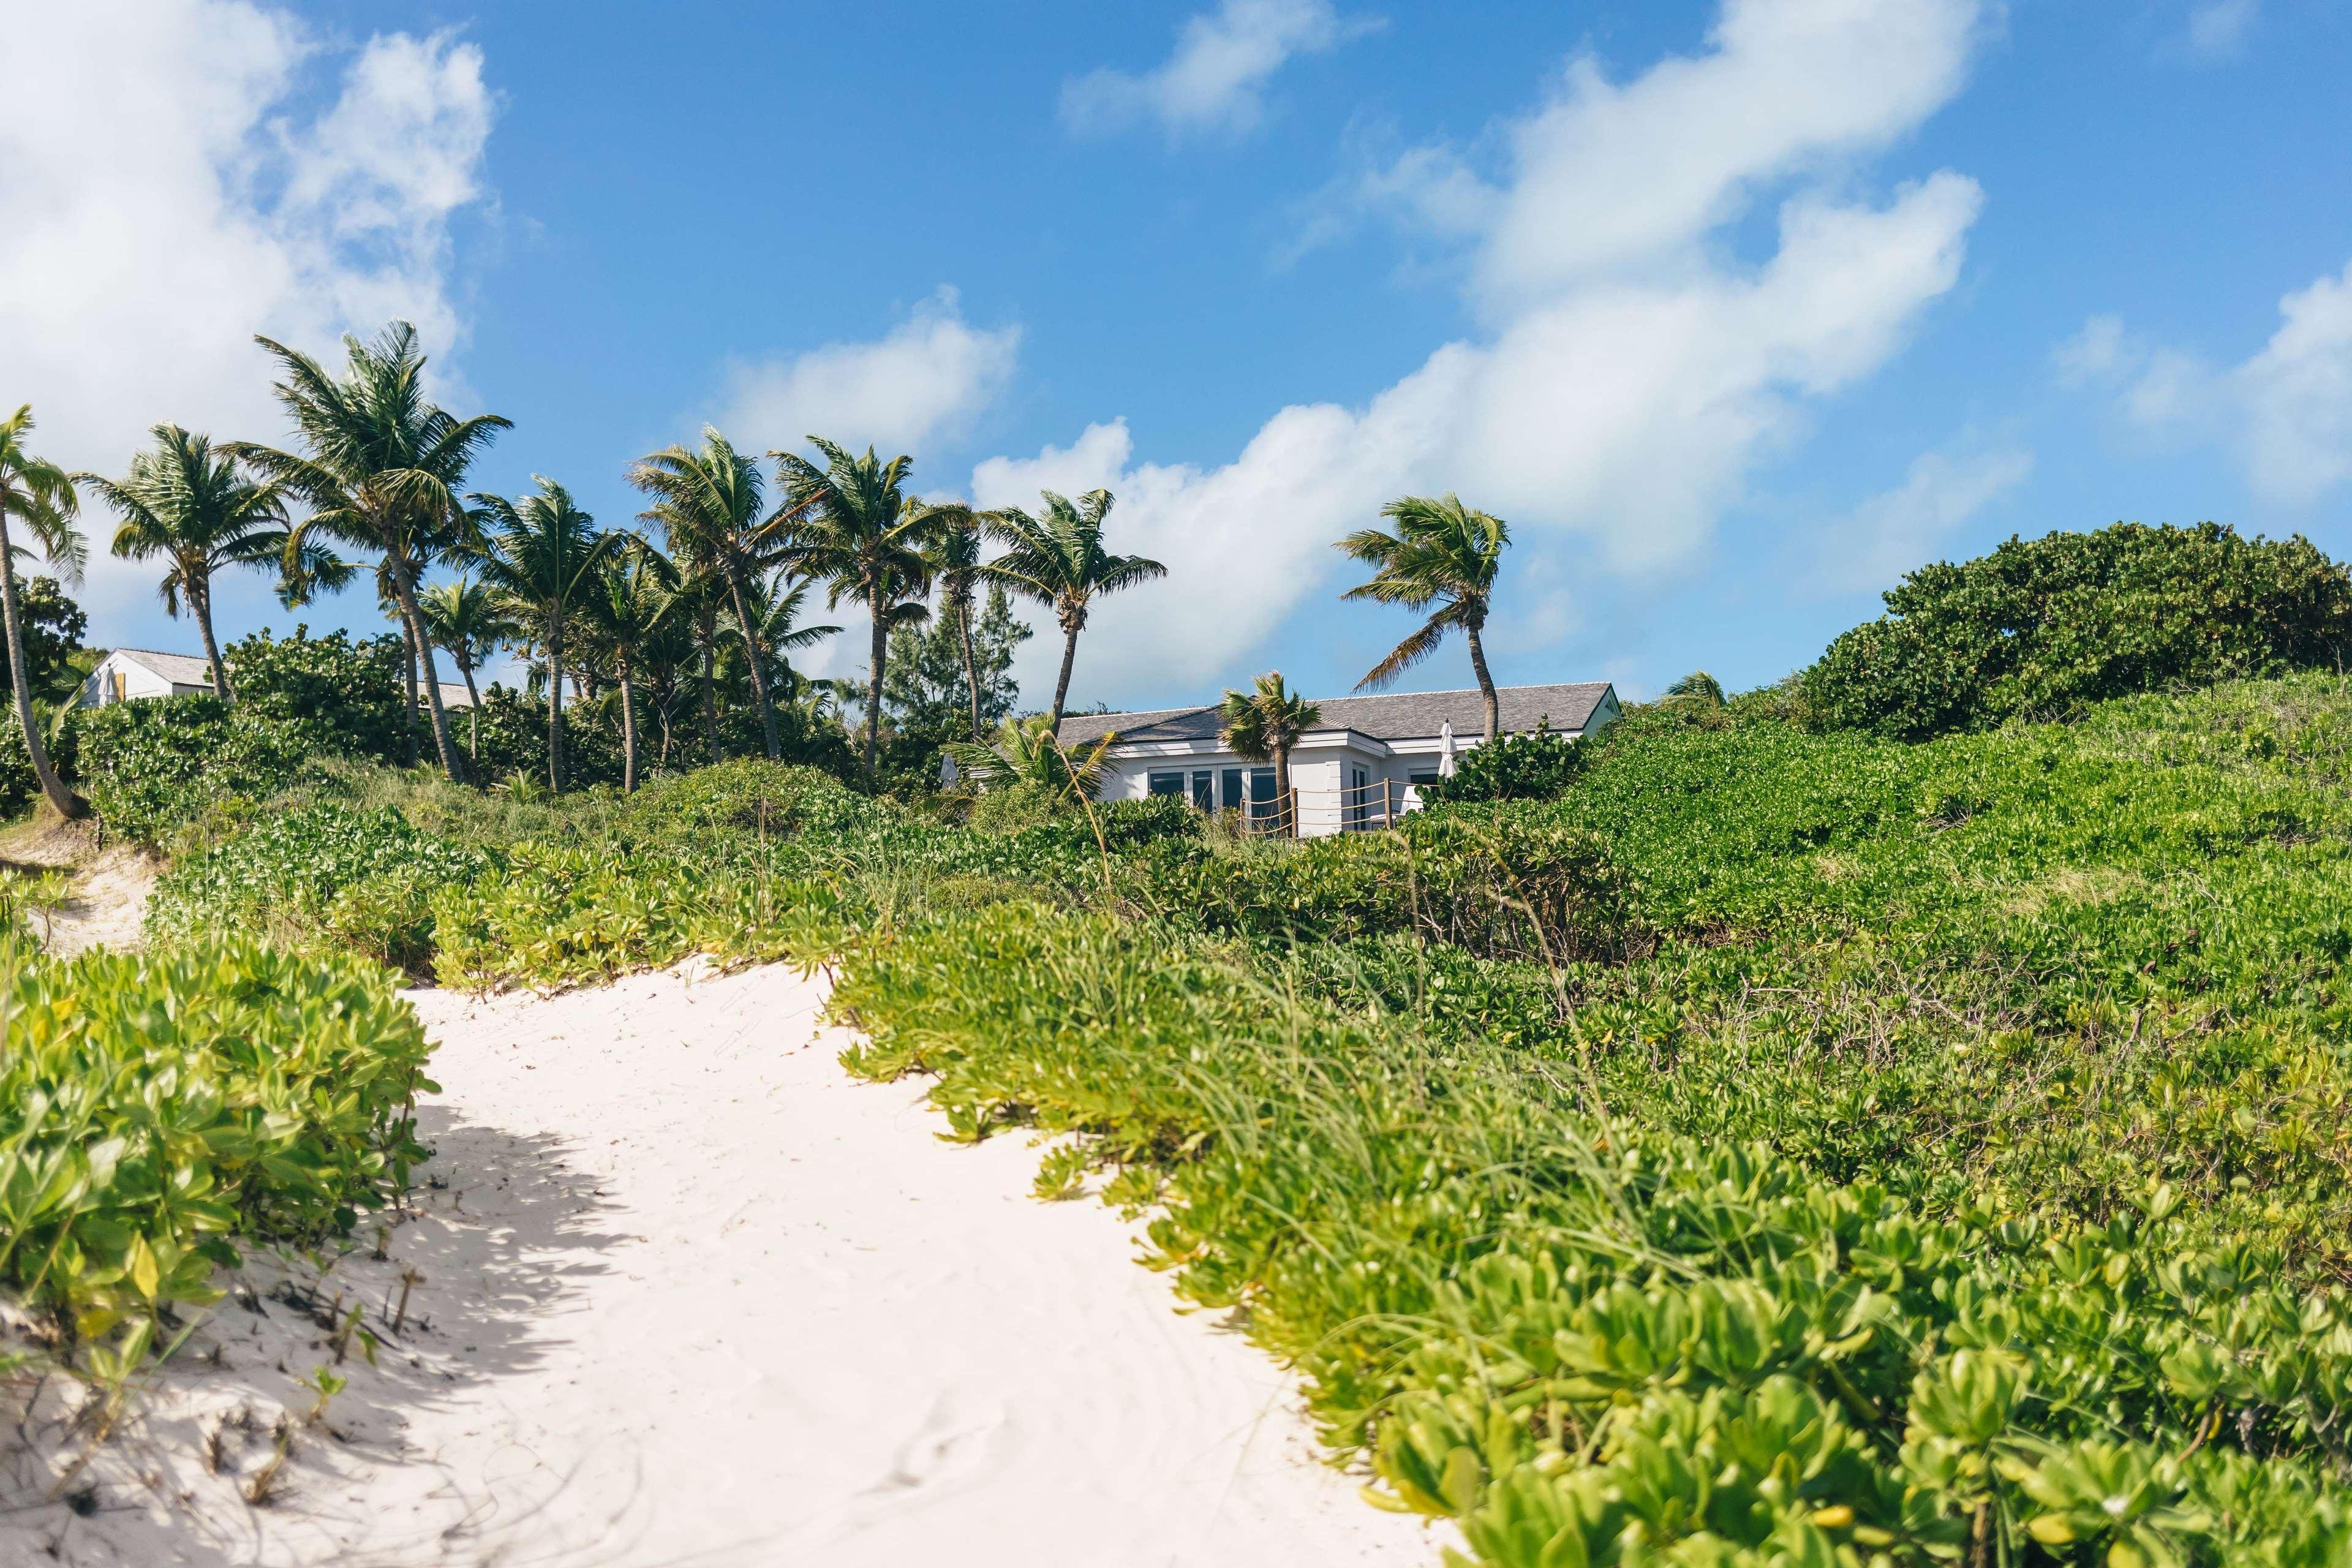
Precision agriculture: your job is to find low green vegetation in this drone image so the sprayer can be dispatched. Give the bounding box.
[0,932,431,1366]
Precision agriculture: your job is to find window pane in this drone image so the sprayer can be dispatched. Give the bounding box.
[1221,768,1245,809]
[1191,770,1215,810]
[1148,771,1186,797]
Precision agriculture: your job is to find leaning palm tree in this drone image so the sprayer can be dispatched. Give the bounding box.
[983,488,1164,735]
[230,322,509,783]
[916,502,990,739]
[461,477,616,793]
[772,438,932,776]
[726,571,840,706]
[629,429,807,762]
[419,575,514,760]
[75,425,327,702]
[1664,670,1727,708]
[1219,672,1321,837]
[0,407,88,818]
[1337,493,1512,742]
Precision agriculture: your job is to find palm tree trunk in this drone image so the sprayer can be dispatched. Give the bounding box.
[1464,618,1500,743]
[701,643,720,764]
[390,560,467,785]
[1272,742,1294,840]
[192,577,233,703]
[958,601,983,739]
[458,660,482,764]
[1047,622,1080,735]
[723,567,780,761]
[399,616,420,767]
[619,660,638,793]
[546,617,565,792]
[864,592,888,776]
[0,512,85,819]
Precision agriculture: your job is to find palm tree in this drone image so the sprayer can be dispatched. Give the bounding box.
[983,488,1164,736]
[1336,493,1513,742]
[629,429,807,763]
[230,322,509,784]
[943,714,1116,800]
[419,575,513,760]
[728,571,840,703]
[579,538,679,792]
[772,438,932,776]
[462,477,616,793]
[1664,670,1727,708]
[1219,672,1321,837]
[916,502,990,739]
[0,407,88,818]
[75,425,324,703]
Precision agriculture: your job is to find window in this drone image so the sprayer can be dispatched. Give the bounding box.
[1408,769,1439,788]
[1220,768,1245,810]
[1191,770,1215,810]
[1349,766,1370,830]
[1147,771,1186,798]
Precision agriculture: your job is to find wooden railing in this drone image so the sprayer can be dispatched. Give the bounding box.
[1234,778,1419,837]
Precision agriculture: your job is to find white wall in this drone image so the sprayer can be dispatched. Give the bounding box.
[79,654,177,707]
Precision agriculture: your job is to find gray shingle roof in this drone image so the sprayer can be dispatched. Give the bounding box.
[1057,681,1616,748]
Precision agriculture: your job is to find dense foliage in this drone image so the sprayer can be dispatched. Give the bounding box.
[0,934,431,1359]
[225,625,409,762]
[1420,722,1588,804]
[1804,522,2352,740]
[2,576,86,696]
[74,693,322,848]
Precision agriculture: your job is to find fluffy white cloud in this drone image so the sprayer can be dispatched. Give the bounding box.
[2060,261,2352,507]
[0,1,495,625]
[719,290,1020,460]
[1814,439,2033,594]
[2188,0,2258,59]
[990,0,1991,705]
[1061,0,1378,141]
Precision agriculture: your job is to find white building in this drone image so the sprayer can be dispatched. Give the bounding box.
[1058,680,1620,837]
[79,646,475,710]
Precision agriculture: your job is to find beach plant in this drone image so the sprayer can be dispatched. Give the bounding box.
[980,487,1164,733]
[229,322,508,785]
[75,426,343,702]
[1338,493,1512,741]
[0,405,88,817]
[771,437,932,776]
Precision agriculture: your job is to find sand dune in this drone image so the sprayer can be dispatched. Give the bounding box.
[4,961,1440,1566]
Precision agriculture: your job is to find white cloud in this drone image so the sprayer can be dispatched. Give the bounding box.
[2188,0,2258,59]
[1061,0,1378,141]
[0,1,495,626]
[990,0,1991,703]
[719,289,1020,459]
[1814,439,2033,593]
[2062,261,2352,507]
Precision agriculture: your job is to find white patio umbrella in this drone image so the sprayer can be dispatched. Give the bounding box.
[1438,718,1458,777]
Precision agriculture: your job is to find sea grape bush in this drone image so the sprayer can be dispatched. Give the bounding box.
[149,802,495,973]
[1804,521,2352,741]
[75,694,324,848]
[0,935,432,1358]
[224,625,409,762]
[1418,721,1589,804]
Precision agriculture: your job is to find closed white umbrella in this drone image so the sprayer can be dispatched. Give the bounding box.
[1438,718,1457,777]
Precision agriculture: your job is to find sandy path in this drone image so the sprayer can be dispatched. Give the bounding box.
[6,960,1440,1566]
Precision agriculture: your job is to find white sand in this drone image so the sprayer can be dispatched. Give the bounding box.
[3,961,1443,1567]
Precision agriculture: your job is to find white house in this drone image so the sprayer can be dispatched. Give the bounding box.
[79,646,475,711]
[1058,680,1621,837]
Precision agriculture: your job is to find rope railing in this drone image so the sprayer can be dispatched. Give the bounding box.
[1231,778,1422,837]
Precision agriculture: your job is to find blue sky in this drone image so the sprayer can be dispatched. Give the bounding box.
[8,0,2351,711]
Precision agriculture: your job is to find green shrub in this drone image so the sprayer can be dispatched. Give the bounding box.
[1130,809,1637,963]
[226,625,409,762]
[1804,521,2352,740]
[149,802,495,974]
[6,578,87,700]
[1420,720,1589,804]
[76,695,323,848]
[832,902,2352,1568]
[0,935,432,1359]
